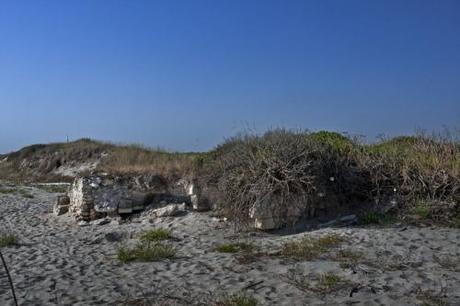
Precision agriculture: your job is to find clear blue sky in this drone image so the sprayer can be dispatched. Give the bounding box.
[1,0,459,153]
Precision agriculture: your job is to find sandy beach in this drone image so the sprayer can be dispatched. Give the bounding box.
[1,186,460,306]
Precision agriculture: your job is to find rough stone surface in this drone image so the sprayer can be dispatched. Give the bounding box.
[150,203,187,217]
[53,203,69,216]
[66,174,206,222]
[249,196,305,230]
[53,195,70,216]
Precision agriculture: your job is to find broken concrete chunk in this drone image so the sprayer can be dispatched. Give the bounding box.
[118,198,133,214]
[151,203,187,217]
[53,204,69,216]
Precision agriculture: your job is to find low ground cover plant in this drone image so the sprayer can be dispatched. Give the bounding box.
[0,233,18,248]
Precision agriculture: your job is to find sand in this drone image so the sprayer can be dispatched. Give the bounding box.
[1,186,460,305]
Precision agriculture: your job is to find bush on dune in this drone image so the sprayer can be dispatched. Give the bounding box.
[201,129,460,226]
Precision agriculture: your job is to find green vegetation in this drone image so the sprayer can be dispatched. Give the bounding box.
[286,269,347,294]
[117,242,176,264]
[1,129,459,227]
[216,292,259,306]
[0,233,18,248]
[202,129,460,226]
[18,188,34,198]
[215,242,255,253]
[117,228,176,263]
[0,187,15,194]
[138,228,173,242]
[359,212,398,226]
[281,234,343,259]
[316,273,341,292]
[412,201,432,219]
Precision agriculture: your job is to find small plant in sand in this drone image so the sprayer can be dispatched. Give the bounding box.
[286,268,347,294]
[359,212,398,226]
[412,201,432,220]
[316,273,341,292]
[138,228,173,242]
[415,286,448,306]
[117,241,175,264]
[216,292,259,306]
[0,233,18,248]
[334,249,362,269]
[281,233,343,259]
[0,187,16,194]
[215,242,255,253]
[18,189,34,198]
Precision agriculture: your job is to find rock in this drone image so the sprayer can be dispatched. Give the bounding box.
[105,232,123,242]
[57,195,70,206]
[53,195,70,216]
[78,220,90,227]
[319,219,338,228]
[53,203,69,216]
[249,200,280,230]
[94,218,110,226]
[131,192,151,211]
[141,219,154,225]
[249,196,304,230]
[340,214,357,223]
[191,195,210,212]
[118,198,133,214]
[151,203,187,217]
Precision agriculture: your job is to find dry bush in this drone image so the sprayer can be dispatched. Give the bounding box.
[206,130,321,225]
[203,129,460,226]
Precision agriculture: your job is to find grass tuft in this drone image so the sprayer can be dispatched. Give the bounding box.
[138,228,173,242]
[281,234,343,259]
[216,292,259,306]
[0,233,18,248]
[215,242,255,253]
[0,187,16,194]
[117,241,175,264]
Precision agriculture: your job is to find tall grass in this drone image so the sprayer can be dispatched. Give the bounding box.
[97,144,201,180]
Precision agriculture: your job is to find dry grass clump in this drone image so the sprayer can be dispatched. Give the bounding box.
[285,268,349,294]
[0,138,112,182]
[98,144,200,180]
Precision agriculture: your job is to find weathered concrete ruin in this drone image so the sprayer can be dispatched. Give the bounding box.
[55,173,207,221]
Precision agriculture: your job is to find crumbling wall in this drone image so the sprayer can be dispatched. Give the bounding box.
[66,174,207,221]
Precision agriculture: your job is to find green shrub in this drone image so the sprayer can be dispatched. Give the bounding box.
[204,129,459,227]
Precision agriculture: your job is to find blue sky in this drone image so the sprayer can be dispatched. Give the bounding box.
[1,0,459,153]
